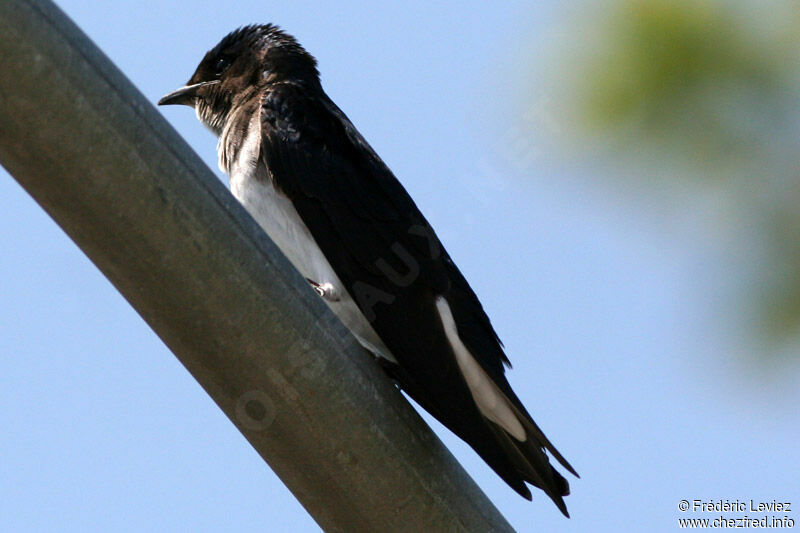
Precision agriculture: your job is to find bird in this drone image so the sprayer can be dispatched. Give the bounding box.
[158,24,577,516]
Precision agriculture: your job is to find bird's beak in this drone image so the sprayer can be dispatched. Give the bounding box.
[158,80,220,107]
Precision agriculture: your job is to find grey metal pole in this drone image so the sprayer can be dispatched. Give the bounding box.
[0,1,514,531]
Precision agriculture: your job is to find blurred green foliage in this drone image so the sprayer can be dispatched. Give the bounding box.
[550,0,800,351]
[577,0,799,169]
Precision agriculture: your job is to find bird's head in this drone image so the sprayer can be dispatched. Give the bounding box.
[158,24,319,133]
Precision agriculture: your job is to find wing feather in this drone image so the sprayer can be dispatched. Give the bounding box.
[258,82,575,511]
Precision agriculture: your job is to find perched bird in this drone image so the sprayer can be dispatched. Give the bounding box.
[159,24,577,515]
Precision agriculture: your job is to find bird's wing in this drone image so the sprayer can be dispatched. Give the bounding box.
[259,82,575,512]
[260,83,506,374]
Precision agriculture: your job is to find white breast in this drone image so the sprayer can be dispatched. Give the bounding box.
[223,119,396,363]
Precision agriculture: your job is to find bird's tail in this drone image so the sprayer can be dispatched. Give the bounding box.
[377,357,577,516]
[487,402,578,517]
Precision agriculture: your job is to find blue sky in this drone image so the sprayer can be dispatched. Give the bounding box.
[1,1,798,532]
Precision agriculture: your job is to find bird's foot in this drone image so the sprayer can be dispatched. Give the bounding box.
[306,278,341,302]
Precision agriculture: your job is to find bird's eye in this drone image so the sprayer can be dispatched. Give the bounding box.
[214,56,232,76]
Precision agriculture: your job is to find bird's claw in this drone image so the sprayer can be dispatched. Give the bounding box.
[306,278,340,301]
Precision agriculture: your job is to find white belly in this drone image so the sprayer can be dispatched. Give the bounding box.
[228,157,396,363]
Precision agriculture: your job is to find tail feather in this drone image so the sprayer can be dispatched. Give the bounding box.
[508,401,579,478]
[375,358,577,516]
[487,421,571,517]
